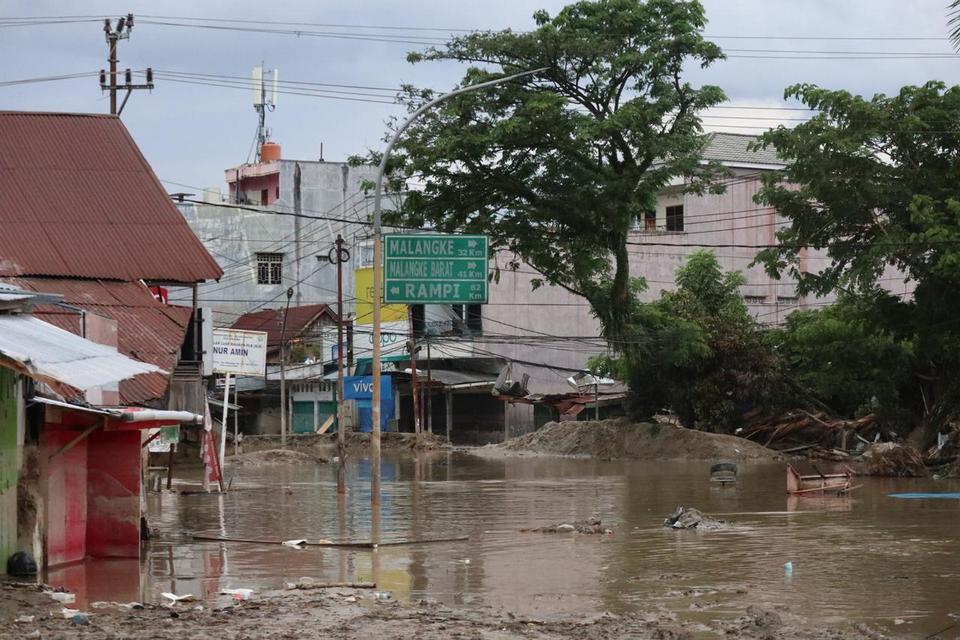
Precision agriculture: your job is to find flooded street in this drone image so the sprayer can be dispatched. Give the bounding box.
[48,453,960,638]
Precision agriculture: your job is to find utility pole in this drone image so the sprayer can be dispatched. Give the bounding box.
[328,236,350,494]
[408,307,421,442]
[369,67,548,507]
[99,14,153,116]
[279,287,294,447]
[426,338,433,435]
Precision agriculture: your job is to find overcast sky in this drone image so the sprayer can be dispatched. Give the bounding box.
[3,0,960,193]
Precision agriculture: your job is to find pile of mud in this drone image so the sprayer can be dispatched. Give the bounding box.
[321,431,450,452]
[499,419,776,461]
[228,449,327,467]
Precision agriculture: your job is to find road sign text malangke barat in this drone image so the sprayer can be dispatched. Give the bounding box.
[383,234,489,304]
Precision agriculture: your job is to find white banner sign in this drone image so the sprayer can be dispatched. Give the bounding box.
[211,328,268,376]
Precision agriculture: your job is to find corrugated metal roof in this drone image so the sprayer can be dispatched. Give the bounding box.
[701,132,784,168]
[231,304,339,348]
[0,314,163,391]
[0,111,223,283]
[1,277,191,404]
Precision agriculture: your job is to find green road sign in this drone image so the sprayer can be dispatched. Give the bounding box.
[384,234,488,303]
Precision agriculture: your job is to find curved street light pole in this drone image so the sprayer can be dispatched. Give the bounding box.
[369,67,547,505]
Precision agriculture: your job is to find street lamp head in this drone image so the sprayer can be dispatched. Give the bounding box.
[286,288,294,300]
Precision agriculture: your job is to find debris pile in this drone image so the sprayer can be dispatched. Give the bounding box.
[521,517,613,534]
[740,410,881,458]
[862,442,926,477]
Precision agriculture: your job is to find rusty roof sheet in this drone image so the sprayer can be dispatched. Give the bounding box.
[1,277,191,405]
[231,304,338,348]
[0,111,223,283]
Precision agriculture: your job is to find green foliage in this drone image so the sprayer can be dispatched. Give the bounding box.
[754,81,960,428]
[594,251,784,430]
[767,298,915,427]
[376,0,726,338]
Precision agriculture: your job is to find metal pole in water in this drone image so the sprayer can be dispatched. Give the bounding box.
[369,66,547,506]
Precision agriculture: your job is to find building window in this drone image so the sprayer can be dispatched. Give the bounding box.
[777,295,800,307]
[465,304,483,333]
[256,253,283,285]
[665,204,684,232]
[358,241,375,268]
[643,210,657,231]
[743,295,767,305]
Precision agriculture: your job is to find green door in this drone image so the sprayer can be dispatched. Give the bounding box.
[318,401,337,433]
[292,401,315,434]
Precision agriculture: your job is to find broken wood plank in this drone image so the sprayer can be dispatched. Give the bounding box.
[315,414,336,435]
[285,581,376,590]
[191,534,469,548]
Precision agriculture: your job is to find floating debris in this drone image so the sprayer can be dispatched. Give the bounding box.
[161,592,195,604]
[521,517,613,535]
[663,506,726,530]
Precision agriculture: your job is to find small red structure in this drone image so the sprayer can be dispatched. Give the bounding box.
[39,400,202,565]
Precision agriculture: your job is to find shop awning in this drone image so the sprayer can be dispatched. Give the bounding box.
[31,396,203,427]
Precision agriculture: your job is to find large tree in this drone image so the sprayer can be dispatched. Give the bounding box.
[381,0,725,338]
[755,81,960,431]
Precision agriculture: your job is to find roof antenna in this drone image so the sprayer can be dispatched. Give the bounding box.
[252,63,278,162]
[319,142,324,162]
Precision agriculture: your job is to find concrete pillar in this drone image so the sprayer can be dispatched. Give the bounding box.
[503,402,509,443]
[394,388,401,433]
[445,389,453,441]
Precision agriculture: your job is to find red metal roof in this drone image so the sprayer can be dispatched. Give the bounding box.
[3,277,191,405]
[231,304,339,348]
[0,111,222,283]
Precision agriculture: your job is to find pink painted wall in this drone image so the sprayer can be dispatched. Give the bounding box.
[85,430,141,558]
[43,417,143,568]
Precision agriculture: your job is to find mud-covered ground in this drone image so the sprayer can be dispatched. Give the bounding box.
[239,431,449,457]
[0,581,886,640]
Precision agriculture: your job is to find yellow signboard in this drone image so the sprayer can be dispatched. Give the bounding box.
[354,266,407,324]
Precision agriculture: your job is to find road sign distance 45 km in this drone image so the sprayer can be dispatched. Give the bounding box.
[383,233,489,304]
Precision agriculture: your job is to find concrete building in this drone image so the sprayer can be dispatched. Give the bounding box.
[172,147,386,327]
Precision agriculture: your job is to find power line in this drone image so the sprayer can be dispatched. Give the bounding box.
[0,71,97,87]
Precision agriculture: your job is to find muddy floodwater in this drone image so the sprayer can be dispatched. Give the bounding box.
[47,453,960,638]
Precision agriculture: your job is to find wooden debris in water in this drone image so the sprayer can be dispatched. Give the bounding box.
[862,442,927,477]
[285,579,376,590]
[191,534,469,548]
[740,410,880,455]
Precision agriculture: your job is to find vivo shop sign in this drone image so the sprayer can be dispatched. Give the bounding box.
[343,374,393,400]
[210,328,268,377]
